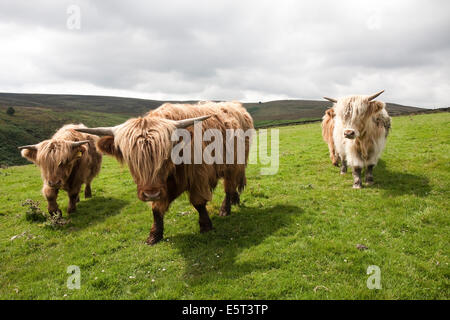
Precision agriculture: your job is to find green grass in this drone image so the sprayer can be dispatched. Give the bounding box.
[0,113,448,299]
[254,117,319,127]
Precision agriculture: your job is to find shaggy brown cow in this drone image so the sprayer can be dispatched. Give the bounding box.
[19,124,102,215]
[321,107,339,166]
[323,91,391,188]
[77,101,254,245]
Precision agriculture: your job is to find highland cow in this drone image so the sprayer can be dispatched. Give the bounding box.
[323,91,391,188]
[19,124,102,215]
[321,107,339,166]
[76,101,254,245]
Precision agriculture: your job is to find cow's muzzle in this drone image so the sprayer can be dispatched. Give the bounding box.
[139,190,161,202]
[344,129,356,139]
[47,180,62,188]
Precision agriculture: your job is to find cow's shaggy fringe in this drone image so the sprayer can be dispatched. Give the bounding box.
[336,95,385,129]
[113,117,176,186]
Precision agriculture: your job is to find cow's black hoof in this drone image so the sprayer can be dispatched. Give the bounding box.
[67,207,76,214]
[218,208,230,216]
[146,234,163,246]
[200,222,213,233]
[49,209,62,217]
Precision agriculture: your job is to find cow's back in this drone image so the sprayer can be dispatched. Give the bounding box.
[146,101,254,132]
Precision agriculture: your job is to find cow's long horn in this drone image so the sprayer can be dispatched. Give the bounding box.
[71,140,90,147]
[368,90,385,101]
[323,97,338,103]
[18,144,38,150]
[75,127,116,136]
[173,115,212,128]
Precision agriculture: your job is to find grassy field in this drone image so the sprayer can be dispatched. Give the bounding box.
[0,113,448,299]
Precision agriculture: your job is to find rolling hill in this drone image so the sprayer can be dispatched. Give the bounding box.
[0,92,430,166]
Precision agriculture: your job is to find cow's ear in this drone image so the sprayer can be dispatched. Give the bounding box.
[326,108,335,117]
[370,101,385,114]
[21,149,38,163]
[97,136,122,159]
[73,145,87,160]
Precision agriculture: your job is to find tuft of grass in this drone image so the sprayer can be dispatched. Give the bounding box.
[21,199,71,228]
[45,215,72,229]
[22,199,47,222]
[0,112,448,300]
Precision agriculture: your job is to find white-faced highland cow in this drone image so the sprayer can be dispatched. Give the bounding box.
[76,101,254,245]
[323,90,391,188]
[19,124,102,215]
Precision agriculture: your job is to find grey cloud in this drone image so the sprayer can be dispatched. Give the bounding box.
[0,0,448,108]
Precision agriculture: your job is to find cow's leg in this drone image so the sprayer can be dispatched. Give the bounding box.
[219,177,240,216]
[329,144,339,167]
[194,203,213,233]
[84,183,92,199]
[219,193,233,217]
[340,159,348,174]
[336,155,342,167]
[67,185,82,214]
[188,180,213,231]
[352,167,363,189]
[43,185,61,216]
[365,165,375,185]
[146,206,165,245]
[68,193,79,214]
[145,177,181,245]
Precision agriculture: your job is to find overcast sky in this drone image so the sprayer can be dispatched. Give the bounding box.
[0,0,448,108]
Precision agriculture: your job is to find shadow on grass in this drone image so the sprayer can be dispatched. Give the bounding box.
[373,160,431,197]
[170,204,300,289]
[67,196,128,230]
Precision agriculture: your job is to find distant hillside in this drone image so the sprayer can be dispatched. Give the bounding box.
[245,100,429,127]
[0,92,195,116]
[0,92,428,120]
[0,92,430,166]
